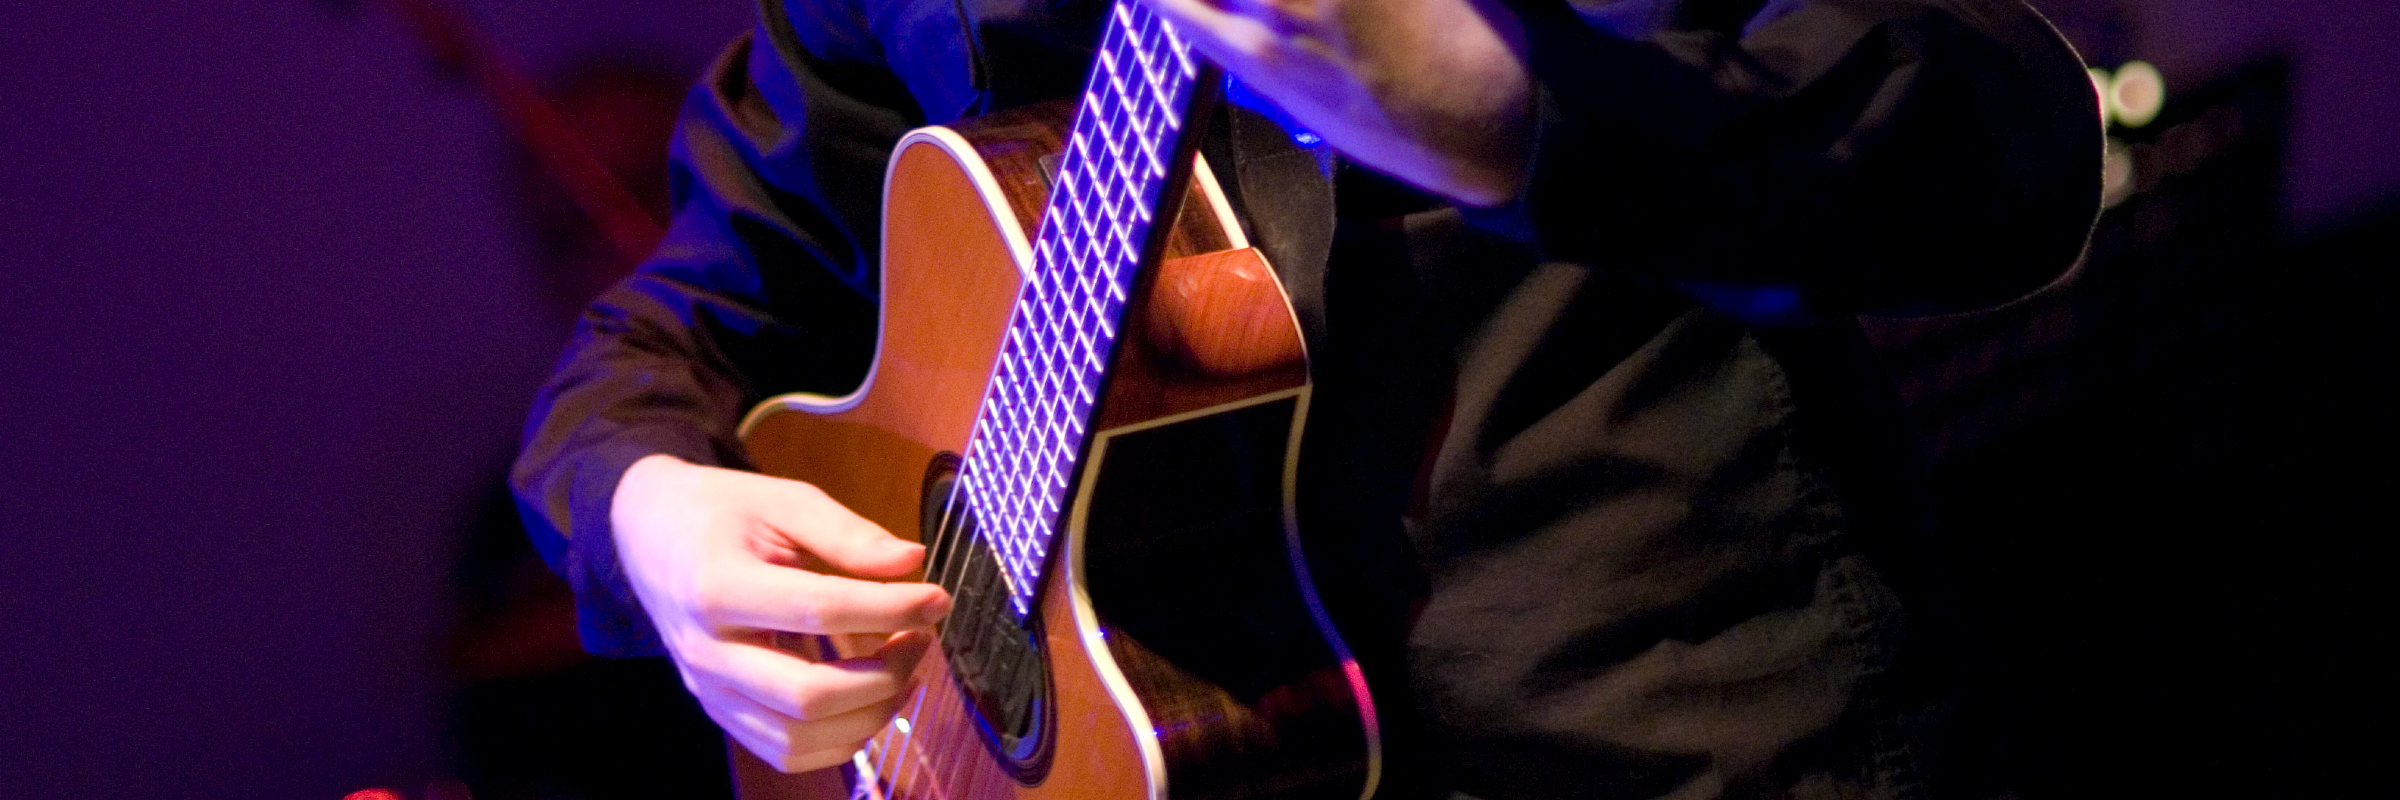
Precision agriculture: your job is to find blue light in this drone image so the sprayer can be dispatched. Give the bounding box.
[1225,76,1323,150]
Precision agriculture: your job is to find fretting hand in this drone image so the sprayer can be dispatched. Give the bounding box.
[1144,0,1535,206]
[611,454,953,772]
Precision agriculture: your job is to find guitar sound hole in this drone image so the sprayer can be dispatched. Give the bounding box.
[920,459,1055,782]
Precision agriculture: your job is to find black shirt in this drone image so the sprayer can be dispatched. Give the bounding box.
[511,1,2099,796]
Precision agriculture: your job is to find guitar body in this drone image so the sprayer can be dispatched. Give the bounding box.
[734,101,1378,800]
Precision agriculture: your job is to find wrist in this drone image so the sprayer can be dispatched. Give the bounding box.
[621,452,690,485]
[556,449,683,659]
[611,453,692,533]
[1365,0,1534,207]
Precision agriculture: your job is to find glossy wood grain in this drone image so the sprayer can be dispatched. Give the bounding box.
[1145,248,1306,378]
[739,138,1022,552]
[738,125,1156,800]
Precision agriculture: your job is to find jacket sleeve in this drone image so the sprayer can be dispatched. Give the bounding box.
[509,8,924,657]
[1466,0,2101,320]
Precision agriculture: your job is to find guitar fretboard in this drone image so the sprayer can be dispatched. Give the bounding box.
[955,1,1207,617]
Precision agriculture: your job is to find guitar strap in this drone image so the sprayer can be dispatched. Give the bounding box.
[1201,102,1339,358]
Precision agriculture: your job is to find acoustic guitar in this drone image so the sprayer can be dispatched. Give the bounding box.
[732,3,1381,799]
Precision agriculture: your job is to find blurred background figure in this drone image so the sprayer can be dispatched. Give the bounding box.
[1852,4,2398,796]
[441,36,734,800]
[2,0,744,797]
[0,0,2392,798]
[370,1,736,798]
[507,55,683,313]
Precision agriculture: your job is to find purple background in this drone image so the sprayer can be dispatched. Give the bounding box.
[0,0,2392,797]
[0,2,744,796]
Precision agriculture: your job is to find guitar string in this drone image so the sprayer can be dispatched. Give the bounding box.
[871,685,910,794]
[881,459,965,800]
[884,687,917,800]
[936,673,971,799]
[924,673,968,800]
[908,605,965,799]
[922,472,969,593]
[863,664,945,800]
[884,680,928,797]
[867,444,971,800]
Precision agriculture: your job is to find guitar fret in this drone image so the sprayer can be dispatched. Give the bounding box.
[949,0,1200,617]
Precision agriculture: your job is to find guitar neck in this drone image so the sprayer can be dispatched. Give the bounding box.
[954,1,1220,618]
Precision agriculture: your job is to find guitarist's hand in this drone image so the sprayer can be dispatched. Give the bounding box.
[1146,0,1533,206]
[611,454,953,772]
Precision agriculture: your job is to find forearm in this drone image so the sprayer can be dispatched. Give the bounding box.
[512,21,909,655]
[1166,0,2097,317]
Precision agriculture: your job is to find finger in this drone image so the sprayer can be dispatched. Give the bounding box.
[787,693,911,754]
[698,559,950,634]
[741,474,926,578]
[783,746,863,775]
[1147,0,1282,60]
[710,632,931,722]
[694,680,807,770]
[711,700,865,774]
[707,681,908,765]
